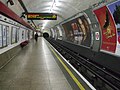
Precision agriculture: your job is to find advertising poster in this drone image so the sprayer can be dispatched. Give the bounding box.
[107,0,120,55]
[71,21,80,44]
[26,30,27,40]
[12,27,16,43]
[3,25,7,46]
[25,30,27,40]
[54,27,60,39]
[57,28,60,39]
[22,30,25,39]
[50,29,52,38]
[93,6,117,53]
[62,22,74,42]
[27,30,30,40]
[50,28,54,38]
[54,28,57,40]
[17,29,19,42]
[6,26,9,45]
[0,24,2,47]
[57,26,63,37]
[77,15,91,47]
[62,15,91,47]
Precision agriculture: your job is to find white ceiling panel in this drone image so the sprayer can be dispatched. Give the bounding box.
[22,0,104,30]
[1,0,114,30]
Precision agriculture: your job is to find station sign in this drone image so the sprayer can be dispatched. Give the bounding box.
[27,13,57,20]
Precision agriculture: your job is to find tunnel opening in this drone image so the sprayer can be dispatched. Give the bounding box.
[43,32,49,38]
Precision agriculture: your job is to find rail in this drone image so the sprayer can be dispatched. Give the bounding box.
[46,38,120,90]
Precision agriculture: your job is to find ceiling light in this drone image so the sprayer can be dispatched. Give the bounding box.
[42,20,49,30]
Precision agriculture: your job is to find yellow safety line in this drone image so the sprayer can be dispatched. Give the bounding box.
[49,46,85,90]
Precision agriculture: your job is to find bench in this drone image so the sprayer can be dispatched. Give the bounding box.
[20,40,29,48]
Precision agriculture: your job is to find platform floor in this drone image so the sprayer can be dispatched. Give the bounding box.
[0,37,73,90]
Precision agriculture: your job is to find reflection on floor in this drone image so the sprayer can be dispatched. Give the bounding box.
[0,37,73,90]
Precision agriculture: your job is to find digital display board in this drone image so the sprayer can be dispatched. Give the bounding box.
[27,13,57,20]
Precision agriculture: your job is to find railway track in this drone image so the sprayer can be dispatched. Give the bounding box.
[47,38,120,90]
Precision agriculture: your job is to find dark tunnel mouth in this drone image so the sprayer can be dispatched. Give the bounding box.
[43,32,49,38]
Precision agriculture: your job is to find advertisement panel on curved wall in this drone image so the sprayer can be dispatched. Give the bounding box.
[93,6,117,53]
[57,26,63,40]
[107,0,120,55]
[57,26,63,37]
[62,15,91,47]
[6,26,9,45]
[17,29,19,42]
[11,27,17,44]
[54,27,60,39]
[0,24,2,47]
[50,28,55,38]
[3,25,7,46]
[62,22,74,41]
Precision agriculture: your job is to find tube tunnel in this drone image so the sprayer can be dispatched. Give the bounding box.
[0,0,120,90]
[43,32,49,38]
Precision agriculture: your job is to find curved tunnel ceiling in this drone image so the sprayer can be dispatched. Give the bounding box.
[1,0,110,30]
[22,0,104,30]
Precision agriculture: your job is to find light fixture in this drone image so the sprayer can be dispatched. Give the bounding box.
[42,20,49,30]
[49,0,56,13]
[48,0,61,13]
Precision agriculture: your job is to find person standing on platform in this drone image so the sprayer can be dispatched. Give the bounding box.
[35,32,38,42]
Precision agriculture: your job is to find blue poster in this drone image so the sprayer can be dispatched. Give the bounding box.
[107,0,120,56]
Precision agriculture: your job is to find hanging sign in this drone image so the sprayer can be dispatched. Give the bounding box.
[27,13,57,20]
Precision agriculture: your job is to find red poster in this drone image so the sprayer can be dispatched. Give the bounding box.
[93,6,117,53]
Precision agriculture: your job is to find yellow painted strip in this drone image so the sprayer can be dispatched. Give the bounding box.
[50,47,85,90]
